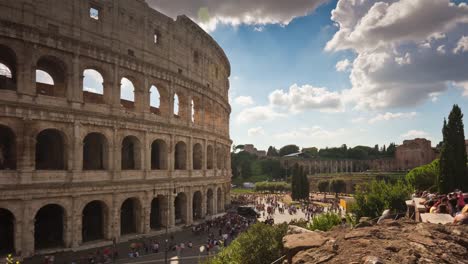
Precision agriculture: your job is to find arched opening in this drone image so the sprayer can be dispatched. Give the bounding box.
[204,101,214,128]
[36,56,66,97]
[0,208,15,255]
[192,191,202,220]
[149,85,160,114]
[206,189,214,215]
[82,201,107,242]
[120,77,135,109]
[83,69,104,104]
[216,147,223,170]
[35,129,66,170]
[217,188,224,213]
[174,193,187,225]
[121,136,141,170]
[0,45,17,91]
[206,145,214,170]
[0,125,16,170]
[192,143,203,170]
[120,198,141,235]
[34,204,64,249]
[151,139,167,170]
[83,133,108,170]
[191,99,195,123]
[150,196,166,230]
[174,141,186,170]
[173,93,179,116]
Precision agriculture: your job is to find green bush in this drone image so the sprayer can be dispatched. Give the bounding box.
[350,180,411,219]
[405,159,439,191]
[317,180,329,192]
[307,212,342,231]
[206,223,288,264]
[255,181,291,193]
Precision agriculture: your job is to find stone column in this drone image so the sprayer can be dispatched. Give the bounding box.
[64,211,73,248]
[17,44,35,97]
[68,54,82,103]
[111,195,121,242]
[71,197,82,247]
[21,202,34,257]
[72,121,82,181]
[168,193,175,227]
[186,189,193,225]
[168,134,174,177]
[188,137,193,176]
[143,131,150,179]
[111,127,120,180]
[201,190,207,218]
[142,195,151,234]
[110,64,121,110]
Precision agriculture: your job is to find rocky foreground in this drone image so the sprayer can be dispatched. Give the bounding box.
[283,219,468,264]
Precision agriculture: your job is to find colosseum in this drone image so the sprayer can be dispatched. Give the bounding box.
[0,0,232,257]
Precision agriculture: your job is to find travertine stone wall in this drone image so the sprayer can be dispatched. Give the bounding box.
[0,0,231,257]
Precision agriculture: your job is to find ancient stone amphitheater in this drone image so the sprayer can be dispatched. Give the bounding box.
[0,0,231,257]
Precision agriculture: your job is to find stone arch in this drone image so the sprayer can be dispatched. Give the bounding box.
[121,136,141,170]
[174,192,187,225]
[34,204,65,249]
[173,93,180,116]
[192,191,202,220]
[150,195,167,229]
[192,96,202,124]
[206,188,214,215]
[120,77,135,109]
[83,69,104,104]
[0,208,15,255]
[204,100,214,128]
[83,132,108,170]
[206,145,214,170]
[216,187,224,213]
[149,85,161,114]
[120,197,142,235]
[216,146,223,170]
[192,143,203,170]
[0,124,16,170]
[0,44,17,91]
[174,141,187,170]
[36,55,67,97]
[151,139,168,170]
[35,129,67,170]
[82,200,108,242]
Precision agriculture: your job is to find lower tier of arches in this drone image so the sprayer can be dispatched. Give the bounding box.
[0,182,230,258]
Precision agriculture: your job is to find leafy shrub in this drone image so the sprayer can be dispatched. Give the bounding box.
[206,223,288,264]
[350,180,411,219]
[317,180,330,192]
[307,212,342,231]
[405,159,439,191]
[255,181,291,193]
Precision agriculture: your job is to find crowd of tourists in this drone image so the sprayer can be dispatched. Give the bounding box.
[415,189,468,224]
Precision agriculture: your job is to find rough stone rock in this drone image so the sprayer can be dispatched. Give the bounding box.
[284,219,468,264]
[287,225,314,235]
[283,232,329,262]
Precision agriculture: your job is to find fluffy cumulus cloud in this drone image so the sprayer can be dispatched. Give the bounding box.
[269,84,343,113]
[335,59,352,72]
[247,126,265,137]
[368,112,417,124]
[236,106,285,124]
[146,0,328,32]
[274,126,346,140]
[234,96,255,107]
[326,0,468,110]
[400,130,432,140]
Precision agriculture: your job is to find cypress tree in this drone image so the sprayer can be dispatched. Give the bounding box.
[291,164,299,200]
[438,105,467,193]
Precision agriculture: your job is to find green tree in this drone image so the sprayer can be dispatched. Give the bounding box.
[279,144,300,156]
[291,164,308,200]
[302,147,318,157]
[406,159,439,191]
[329,179,346,196]
[207,223,288,264]
[266,146,279,157]
[438,105,467,193]
[317,180,329,192]
[350,180,411,219]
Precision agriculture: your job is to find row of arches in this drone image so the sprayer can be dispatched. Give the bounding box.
[0,188,225,254]
[0,45,229,128]
[0,125,229,171]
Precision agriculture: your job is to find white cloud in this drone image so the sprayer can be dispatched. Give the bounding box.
[368,112,417,124]
[247,126,265,137]
[254,26,264,32]
[236,106,284,124]
[146,0,329,32]
[120,77,135,101]
[453,81,468,96]
[36,70,54,85]
[351,117,366,124]
[335,59,351,72]
[234,96,254,106]
[274,126,346,140]
[269,84,343,113]
[326,0,468,110]
[400,130,432,140]
[453,35,468,54]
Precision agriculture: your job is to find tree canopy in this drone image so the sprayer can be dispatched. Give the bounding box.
[279,144,300,156]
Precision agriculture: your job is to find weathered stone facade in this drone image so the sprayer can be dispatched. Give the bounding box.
[0,0,231,257]
[395,138,437,171]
